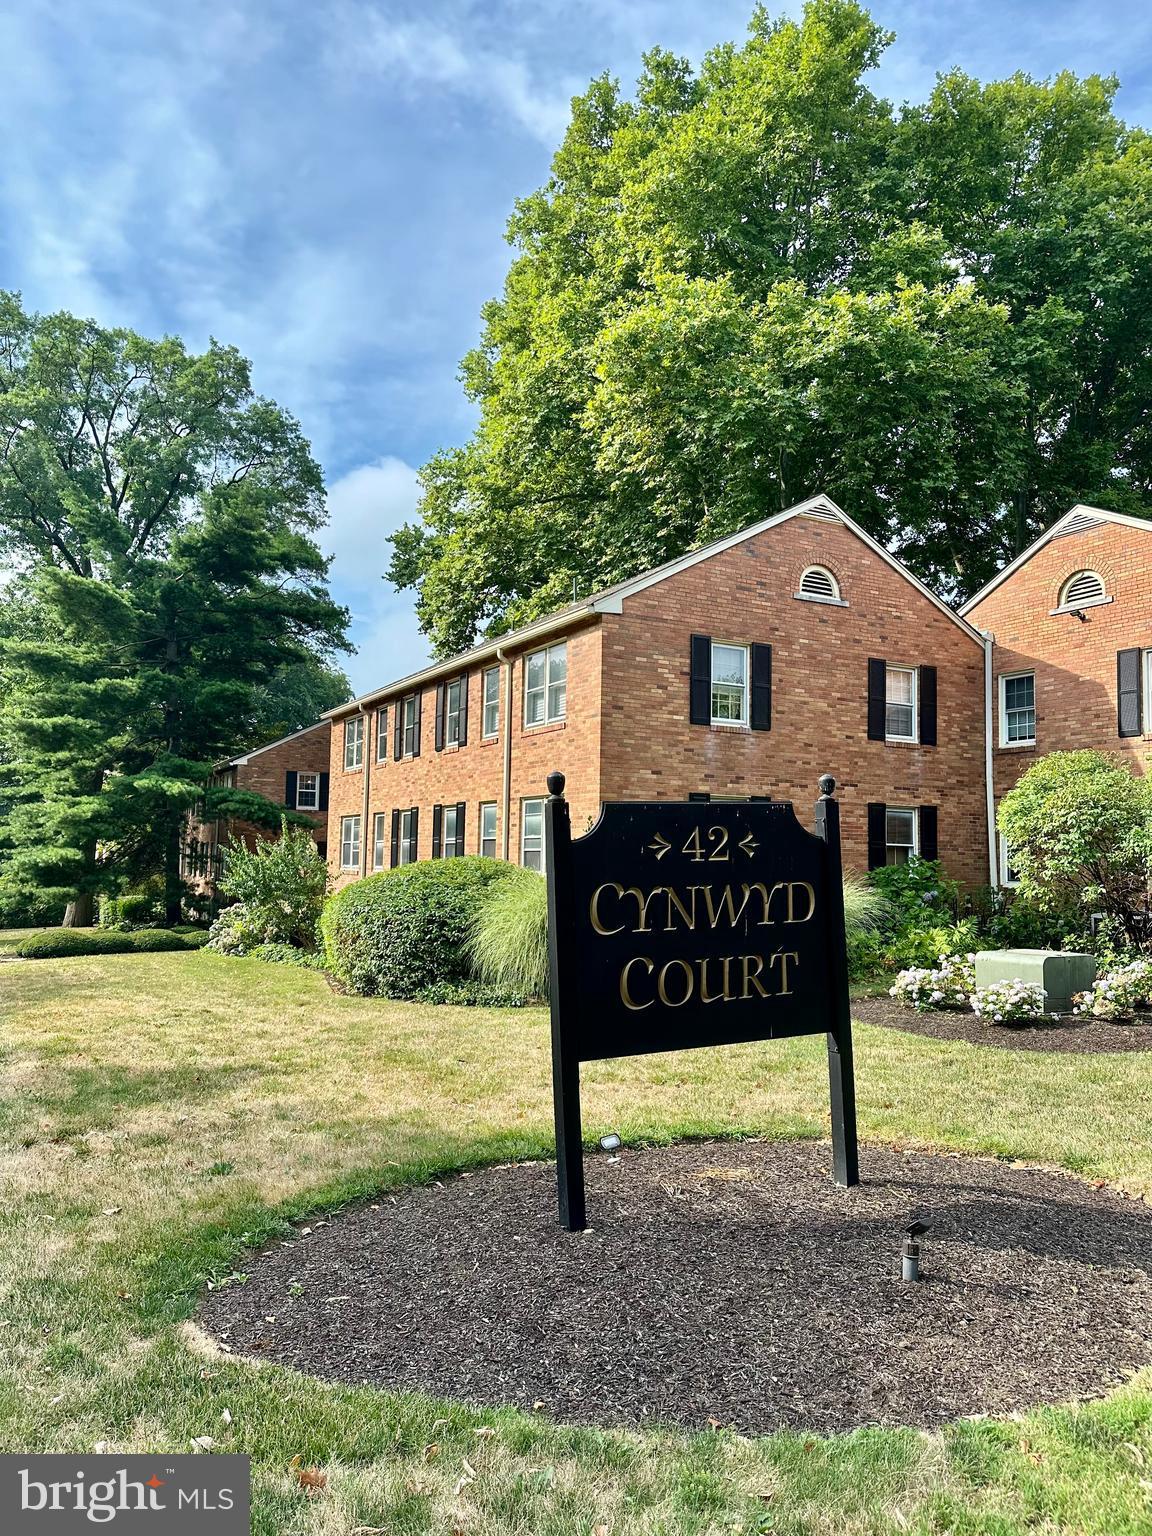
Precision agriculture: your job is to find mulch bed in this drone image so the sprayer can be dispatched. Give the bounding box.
[198,1139,1152,1436]
[853,992,1152,1053]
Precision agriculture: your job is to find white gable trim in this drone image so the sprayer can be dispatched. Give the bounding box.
[591,493,985,643]
[960,504,1152,615]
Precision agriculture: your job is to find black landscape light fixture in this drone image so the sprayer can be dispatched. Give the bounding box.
[902,1220,931,1283]
[599,1133,622,1153]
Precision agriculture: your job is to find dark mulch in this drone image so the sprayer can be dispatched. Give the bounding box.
[853,992,1152,1053]
[198,1140,1152,1436]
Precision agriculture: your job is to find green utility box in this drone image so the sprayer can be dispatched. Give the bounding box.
[974,949,1097,1015]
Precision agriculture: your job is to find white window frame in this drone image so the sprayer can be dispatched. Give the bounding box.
[372,811,388,869]
[401,694,419,757]
[884,665,918,743]
[1142,650,1152,736]
[998,670,1036,748]
[445,678,464,747]
[524,643,567,727]
[482,666,500,739]
[710,641,749,727]
[339,814,361,871]
[521,798,545,871]
[398,808,417,866]
[885,807,919,866]
[442,803,461,857]
[343,715,364,770]
[795,566,846,605]
[479,801,498,859]
[375,706,388,763]
[295,772,319,810]
[999,833,1020,888]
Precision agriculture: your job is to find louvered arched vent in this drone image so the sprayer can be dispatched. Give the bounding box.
[797,566,841,601]
[1058,569,1106,607]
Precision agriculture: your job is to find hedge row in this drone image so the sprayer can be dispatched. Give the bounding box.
[15,928,208,959]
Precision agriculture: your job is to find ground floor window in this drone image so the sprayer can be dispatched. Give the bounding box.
[999,833,1021,888]
[372,811,387,869]
[885,807,918,865]
[480,802,498,859]
[340,815,361,870]
[521,798,545,871]
[398,808,418,865]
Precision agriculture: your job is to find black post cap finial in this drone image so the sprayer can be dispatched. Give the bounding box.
[818,773,836,798]
[547,770,566,799]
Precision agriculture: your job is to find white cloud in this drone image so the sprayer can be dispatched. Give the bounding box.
[322,457,431,693]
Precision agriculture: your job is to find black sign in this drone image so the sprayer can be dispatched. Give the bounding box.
[544,774,858,1229]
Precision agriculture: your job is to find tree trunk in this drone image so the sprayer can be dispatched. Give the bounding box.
[62,891,95,928]
[163,816,184,927]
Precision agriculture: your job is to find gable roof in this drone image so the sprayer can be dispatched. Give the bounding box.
[326,492,985,720]
[218,719,329,769]
[959,504,1152,615]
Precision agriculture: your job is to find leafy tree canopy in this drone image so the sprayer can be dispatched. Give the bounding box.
[390,0,1152,654]
[0,293,349,922]
[245,660,352,748]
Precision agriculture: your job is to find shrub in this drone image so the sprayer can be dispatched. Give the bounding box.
[0,887,67,928]
[971,978,1047,1024]
[216,822,327,950]
[889,952,976,1011]
[248,942,328,971]
[321,857,519,999]
[13,928,202,958]
[1073,959,1152,1020]
[868,857,959,928]
[998,751,1152,944]
[418,979,534,1007]
[467,868,549,999]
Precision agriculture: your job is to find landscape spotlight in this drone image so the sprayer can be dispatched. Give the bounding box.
[902,1219,931,1283]
[599,1133,622,1153]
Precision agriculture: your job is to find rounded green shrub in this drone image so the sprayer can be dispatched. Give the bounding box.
[127,929,191,953]
[15,929,135,958]
[321,857,518,999]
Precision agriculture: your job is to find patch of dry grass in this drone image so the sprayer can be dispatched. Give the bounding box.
[1,949,1150,1535]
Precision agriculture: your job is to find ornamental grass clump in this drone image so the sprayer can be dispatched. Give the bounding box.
[1073,960,1152,1020]
[467,867,548,1001]
[971,978,1047,1025]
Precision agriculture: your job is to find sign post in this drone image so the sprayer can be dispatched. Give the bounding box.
[544,771,858,1230]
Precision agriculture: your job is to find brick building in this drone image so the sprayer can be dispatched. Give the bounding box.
[184,720,331,896]
[323,495,993,890]
[962,504,1152,884]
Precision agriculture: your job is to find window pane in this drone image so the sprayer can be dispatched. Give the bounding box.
[526,652,546,690]
[712,644,746,685]
[547,644,567,685]
[1004,674,1034,711]
[886,809,915,847]
[525,687,545,726]
[886,701,914,738]
[548,680,567,719]
[886,668,914,705]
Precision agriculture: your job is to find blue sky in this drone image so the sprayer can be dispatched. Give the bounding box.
[2,1,1151,694]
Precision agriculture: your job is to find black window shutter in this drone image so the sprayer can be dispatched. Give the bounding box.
[394,703,403,759]
[390,808,400,868]
[688,792,711,803]
[431,804,443,858]
[690,634,712,725]
[455,801,466,855]
[459,675,469,747]
[919,665,937,747]
[867,659,887,741]
[1118,649,1142,737]
[285,770,297,807]
[434,682,446,751]
[412,695,422,757]
[750,643,772,731]
[867,802,887,870]
[409,806,419,860]
[919,805,939,861]
[318,773,329,811]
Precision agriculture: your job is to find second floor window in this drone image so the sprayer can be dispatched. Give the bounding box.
[401,694,419,757]
[295,772,319,810]
[525,642,567,726]
[376,705,388,762]
[344,715,364,769]
[885,667,917,742]
[482,666,500,738]
[446,678,464,747]
[1000,672,1036,746]
[711,643,748,725]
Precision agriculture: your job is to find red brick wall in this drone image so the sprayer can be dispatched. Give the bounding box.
[326,622,603,888]
[967,521,1152,809]
[598,517,990,884]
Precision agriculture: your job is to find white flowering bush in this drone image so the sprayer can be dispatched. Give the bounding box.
[889,953,976,1012]
[971,978,1047,1024]
[1073,959,1152,1019]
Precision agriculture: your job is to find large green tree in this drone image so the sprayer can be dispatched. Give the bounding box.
[390,0,1152,655]
[0,294,349,924]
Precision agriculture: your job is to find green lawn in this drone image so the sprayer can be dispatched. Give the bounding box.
[0,942,1150,1535]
